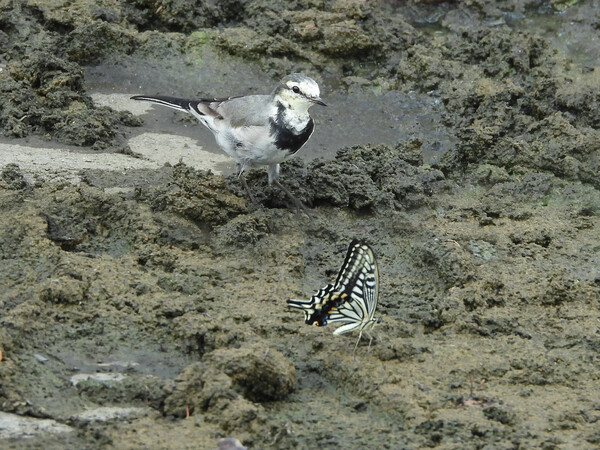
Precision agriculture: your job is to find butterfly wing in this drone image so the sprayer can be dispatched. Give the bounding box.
[287,283,340,325]
[287,240,379,333]
[329,240,379,334]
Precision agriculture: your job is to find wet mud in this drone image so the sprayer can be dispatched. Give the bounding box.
[1,0,600,448]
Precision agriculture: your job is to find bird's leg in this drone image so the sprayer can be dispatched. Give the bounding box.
[236,165,258,206]
[273,179,312,217]
[239,173,257,205]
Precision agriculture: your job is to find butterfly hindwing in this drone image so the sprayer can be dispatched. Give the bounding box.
[287,283,340,326]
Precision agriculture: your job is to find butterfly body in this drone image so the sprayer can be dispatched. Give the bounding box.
[287,239,380,353]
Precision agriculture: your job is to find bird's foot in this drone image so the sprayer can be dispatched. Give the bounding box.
[273,180,314,217]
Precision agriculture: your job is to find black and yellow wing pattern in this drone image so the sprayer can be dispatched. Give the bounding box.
[287,239,380,345]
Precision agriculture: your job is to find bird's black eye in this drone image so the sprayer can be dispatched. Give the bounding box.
[292,86,300,94]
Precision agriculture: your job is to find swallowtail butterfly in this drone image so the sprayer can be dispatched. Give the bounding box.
[287,239,380,354]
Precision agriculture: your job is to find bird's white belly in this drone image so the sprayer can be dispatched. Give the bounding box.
[215,126,291,167]
[249,142,291,164]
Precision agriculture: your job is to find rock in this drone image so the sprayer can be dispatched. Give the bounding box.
[218,437,247,450]
[0,412,73,439]
[70,373,127,386]
[72,406,148,423]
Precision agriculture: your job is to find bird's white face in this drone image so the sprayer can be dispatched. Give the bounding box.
[276,76,326,114]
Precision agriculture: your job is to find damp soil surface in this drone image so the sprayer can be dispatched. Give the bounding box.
[1,0,600,449]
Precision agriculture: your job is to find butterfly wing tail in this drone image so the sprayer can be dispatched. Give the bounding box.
[286,298,314,311]
[287,298,316,324]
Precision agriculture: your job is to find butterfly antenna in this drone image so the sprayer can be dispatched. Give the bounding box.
[352,330,364,359]
[367,319,380,353]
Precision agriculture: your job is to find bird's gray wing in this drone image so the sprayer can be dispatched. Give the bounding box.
[212,95,274,128]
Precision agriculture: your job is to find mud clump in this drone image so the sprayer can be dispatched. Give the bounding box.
[0,53,140,148]
[164,363,263,432]
[164,344,294,433]
[309,140,447,211]
[215,214,271,248]
[215,4,388,64]
[204,344,296,402]
[66,22,138,64]
[417,237,476,289]
[118,0,414,76]
[124,0,219,33]
[39,276,88,305]
[1,164,29,190]
[142,163,247,228]
[392,23,600,186]
[75,375,166,411]
[242,140,448,212]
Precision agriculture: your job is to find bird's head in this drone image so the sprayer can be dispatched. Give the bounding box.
[274,73,326,113]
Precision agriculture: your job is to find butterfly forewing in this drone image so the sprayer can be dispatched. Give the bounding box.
[287,239,379,335]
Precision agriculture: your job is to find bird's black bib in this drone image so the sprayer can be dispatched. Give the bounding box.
[270,103,315,157]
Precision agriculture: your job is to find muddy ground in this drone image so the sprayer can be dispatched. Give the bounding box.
[1,0,600,448]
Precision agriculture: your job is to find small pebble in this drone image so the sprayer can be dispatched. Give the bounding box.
[217,438,247,450]
[33,353,48,363]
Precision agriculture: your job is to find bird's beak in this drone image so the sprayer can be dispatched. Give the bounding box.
[312,97,327,106]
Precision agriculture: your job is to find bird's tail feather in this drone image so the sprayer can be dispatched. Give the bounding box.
[130,95,195,114]
[131,95,225,122]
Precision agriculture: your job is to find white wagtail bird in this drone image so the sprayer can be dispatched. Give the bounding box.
[131,73,326,213]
